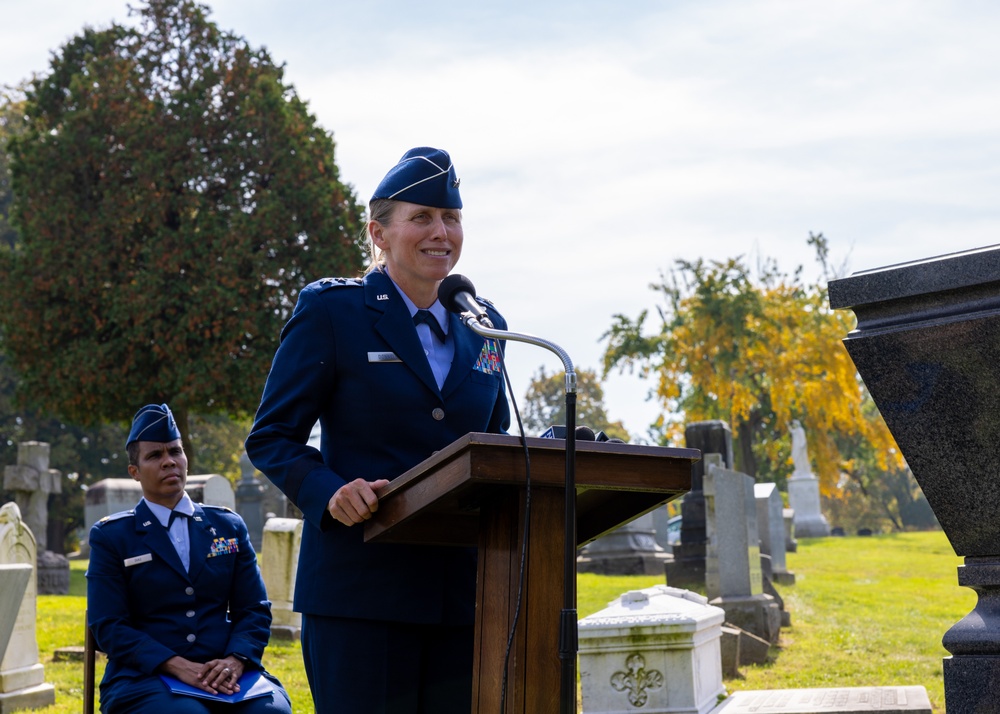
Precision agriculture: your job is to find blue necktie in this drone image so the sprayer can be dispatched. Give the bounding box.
[413,310,446,343]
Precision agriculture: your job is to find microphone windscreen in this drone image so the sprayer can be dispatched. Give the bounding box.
[575,425,596,441]
[437,274,477,314]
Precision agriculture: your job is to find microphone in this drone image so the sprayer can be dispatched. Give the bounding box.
[575,425,596,441]
[438,274,493,328]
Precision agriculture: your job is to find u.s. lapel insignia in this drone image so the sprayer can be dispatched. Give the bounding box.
[142,520,152,527]
[377,293,389,301]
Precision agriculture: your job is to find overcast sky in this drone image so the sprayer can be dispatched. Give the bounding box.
[4,0,1000,440]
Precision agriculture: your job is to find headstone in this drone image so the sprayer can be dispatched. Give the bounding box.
[35,550,69,596]
[84,479,143,533]
[578,585,726,714]
[703,456,781,645]
[754,483,795,585]
[260,518,302,641]
[719,625,741,678]
[828,245,1000,714]
[783,508,798,553]
[235,451,266,551]
[0,503,56,711]
[709,686,932,713]
[3,442,61,553]
[786,422,831,538]
[577,512,673,575]
[0,565,31,659]
[85,475,235,534]
[184,474,235,511]
[666,420,733,588]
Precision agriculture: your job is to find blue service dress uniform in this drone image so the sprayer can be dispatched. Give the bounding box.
[86,500,290,713]
[245,269,510,708]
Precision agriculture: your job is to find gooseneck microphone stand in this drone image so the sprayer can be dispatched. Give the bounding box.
[459,314,579,714]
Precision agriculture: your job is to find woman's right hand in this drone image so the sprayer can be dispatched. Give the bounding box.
[328,478,391,526]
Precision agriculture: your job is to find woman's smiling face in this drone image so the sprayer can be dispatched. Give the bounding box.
[370,200,463,306]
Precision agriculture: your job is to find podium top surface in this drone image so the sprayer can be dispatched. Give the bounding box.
[365,433,698,547]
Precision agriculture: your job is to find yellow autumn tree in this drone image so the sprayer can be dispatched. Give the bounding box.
[601,237,902,493]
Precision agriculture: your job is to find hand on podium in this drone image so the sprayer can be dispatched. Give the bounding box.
[328,478,391,526]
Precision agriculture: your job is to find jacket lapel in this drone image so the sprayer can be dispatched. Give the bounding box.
[365,272,441,396]
[134,501,188,580]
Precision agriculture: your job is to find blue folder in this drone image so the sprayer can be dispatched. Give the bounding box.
[159,669,274,703]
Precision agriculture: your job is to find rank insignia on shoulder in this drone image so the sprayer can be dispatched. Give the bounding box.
[317,277,363,288]
[97,510,135,525]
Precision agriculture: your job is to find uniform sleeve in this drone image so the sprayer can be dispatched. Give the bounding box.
[245,287,350,528]
[86,523,179,674]
[221,515,272,666]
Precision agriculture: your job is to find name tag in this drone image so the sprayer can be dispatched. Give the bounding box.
[124,553,153,567]
[368,351,401,363]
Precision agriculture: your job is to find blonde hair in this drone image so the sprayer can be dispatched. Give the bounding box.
[363,199,397,275]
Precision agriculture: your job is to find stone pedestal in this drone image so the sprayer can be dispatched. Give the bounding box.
[666,421,732,588]
[829,244,1000,714]
[787,476,830,538]
[261,518,302,641]
[0,503,55,712]
[578,513,673,575]
[578,585,726,714]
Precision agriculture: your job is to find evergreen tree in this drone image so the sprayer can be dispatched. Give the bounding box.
[0,0,365,447]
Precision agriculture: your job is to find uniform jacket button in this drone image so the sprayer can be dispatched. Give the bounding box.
[185,587,195,595]
[186,610,196,618]
[432,408,445,421]
[186,634,196,643]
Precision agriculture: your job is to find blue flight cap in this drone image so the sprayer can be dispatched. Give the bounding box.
[126,403,182,447]
[370,147,463,209]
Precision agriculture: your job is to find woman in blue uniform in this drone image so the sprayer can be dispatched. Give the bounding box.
[245,147,511,713]
[87,404,291,714]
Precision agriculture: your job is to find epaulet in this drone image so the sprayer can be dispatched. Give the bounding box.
[476,294,497,309]
[315,277,364,291]
[200,503,234,513]
[96,510,135,526]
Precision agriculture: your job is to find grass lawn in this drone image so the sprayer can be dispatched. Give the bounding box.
[29,530,969,712]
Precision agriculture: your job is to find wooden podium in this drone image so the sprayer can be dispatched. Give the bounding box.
[365,433,698,714]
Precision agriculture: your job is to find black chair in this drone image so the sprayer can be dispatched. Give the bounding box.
[84,610,100,714]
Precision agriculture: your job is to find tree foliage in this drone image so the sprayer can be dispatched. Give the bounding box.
[0,0,365,442]
[601,236,903,493]
[0,84,27,251]
[521,366,629,441]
